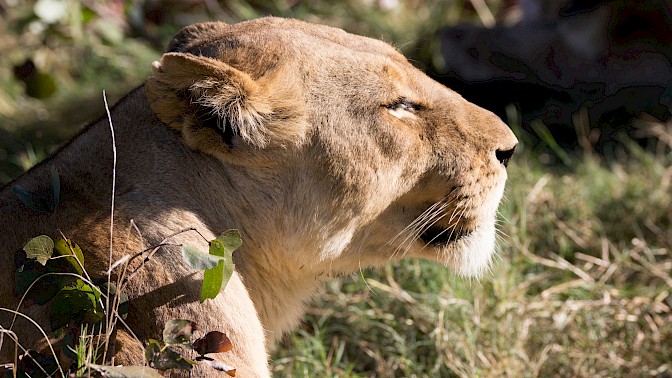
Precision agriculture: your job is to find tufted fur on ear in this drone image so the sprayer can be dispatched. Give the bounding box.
[146,52,284,150]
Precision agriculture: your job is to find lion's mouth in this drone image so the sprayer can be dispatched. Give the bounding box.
[420,225,472,246]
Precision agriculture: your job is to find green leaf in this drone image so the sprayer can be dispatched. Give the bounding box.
[200,230,241,302]
[54,237,84,275]
[23,235,54,265]
[49,280,104,331]
[199,255,227,303]
[15,236,85,304]
[89,364,163,378]
[216,229,243,252]
[144,339,162,364]
[145,340,193,371]
[14,249,68,305]
[12,184,54,212]
[163,319,198,346]
[181,245,221,270]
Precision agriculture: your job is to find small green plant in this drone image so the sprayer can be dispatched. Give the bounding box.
[181,229,242,302]
[143,319,237,376]
[5,229,242,377]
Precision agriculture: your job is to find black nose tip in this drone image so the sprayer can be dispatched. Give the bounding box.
[496,146,516,167]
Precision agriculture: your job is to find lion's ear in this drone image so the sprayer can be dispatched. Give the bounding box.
[145,52,274,149]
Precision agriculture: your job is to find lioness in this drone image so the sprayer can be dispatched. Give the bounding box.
[0,17,517,376]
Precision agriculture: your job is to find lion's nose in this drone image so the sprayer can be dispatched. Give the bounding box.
[495,145,516,168]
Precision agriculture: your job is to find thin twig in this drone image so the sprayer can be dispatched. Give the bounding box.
[121,227,210,286]
[0,308,65,378]
[9,272,108,332]
[103,90,117,271]
[0,328,23,377]
[468,0,496,28]
[102,90,117,363]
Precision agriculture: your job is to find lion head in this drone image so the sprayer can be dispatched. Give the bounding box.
[0,17,519,375]
[145,17,517,279]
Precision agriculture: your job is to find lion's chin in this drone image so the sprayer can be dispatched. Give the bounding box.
[420,226,473,246]
[430,221,497,278]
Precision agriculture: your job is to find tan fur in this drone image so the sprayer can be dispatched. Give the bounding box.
[0,17,517,376]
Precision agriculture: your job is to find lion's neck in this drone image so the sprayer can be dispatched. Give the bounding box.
[234,243,349,345]
[0,86,356,348]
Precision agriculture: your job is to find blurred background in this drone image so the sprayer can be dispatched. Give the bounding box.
[1,0,671,377]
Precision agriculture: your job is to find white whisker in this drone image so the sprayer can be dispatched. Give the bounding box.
[387,193,456,259]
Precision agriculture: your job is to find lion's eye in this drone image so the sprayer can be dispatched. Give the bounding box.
[387,99,417,112]
[385,99,420,119]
